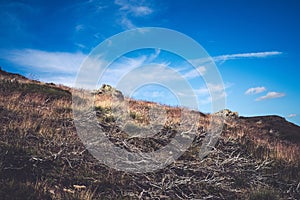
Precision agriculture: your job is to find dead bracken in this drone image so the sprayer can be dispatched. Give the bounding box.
[0,68,299,199]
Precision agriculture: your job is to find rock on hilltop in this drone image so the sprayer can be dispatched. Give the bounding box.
[93,84,124,101]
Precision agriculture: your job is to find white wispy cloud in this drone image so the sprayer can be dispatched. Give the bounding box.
[120,17,136,29]
[197,92,227,105]
[75,24,85,32]
[0,49,85,73]
[114,0,153,29]
[147,48,160,63]
[115,63,183,94]
[245,86,266,95]
[195,83,231,96]
[256,92,285,101]
[213,51,282,62]
[0,48,164,88]
[76,55,110,89]
[74,43,87,49]
[0,48,87,86]
[100,49,166,86]
[41,75,77,87]
[115,0,153,16]
[189,83,230,105]
[130,6,152,16]
[287,114,297,118]
[183,66,206,79]
[100,55,147,85]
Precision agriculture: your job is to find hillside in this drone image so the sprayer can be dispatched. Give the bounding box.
[0,68,299,199]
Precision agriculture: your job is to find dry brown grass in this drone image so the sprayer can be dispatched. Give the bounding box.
[0,70,300,199]
[223,118,300,163]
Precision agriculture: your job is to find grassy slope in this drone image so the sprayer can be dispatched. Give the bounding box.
[0,69,299,199]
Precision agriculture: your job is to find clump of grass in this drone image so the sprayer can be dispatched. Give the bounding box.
[0,79,70,99]
[129,111,138,120]
[248,188,279,200]
[129,111,145,123]
[0,180,51,200]
[94,105,110,114]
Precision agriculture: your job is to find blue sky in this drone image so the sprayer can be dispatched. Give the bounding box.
[0,0,299,125]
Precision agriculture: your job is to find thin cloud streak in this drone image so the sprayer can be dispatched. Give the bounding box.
[214,51,282,62]
[287,114,297,118]
[256,92,285,101]
[245,86,266,95]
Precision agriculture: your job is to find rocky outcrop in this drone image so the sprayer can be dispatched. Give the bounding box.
[214,109,239,119]
[95,84,124,101]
